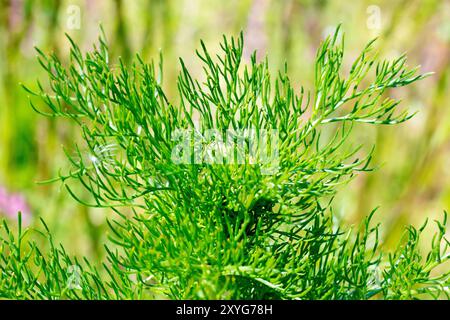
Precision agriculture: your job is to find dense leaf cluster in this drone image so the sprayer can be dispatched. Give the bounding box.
[1,27,448,299]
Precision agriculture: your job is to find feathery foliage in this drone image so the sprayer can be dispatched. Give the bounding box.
[1,27,449,299]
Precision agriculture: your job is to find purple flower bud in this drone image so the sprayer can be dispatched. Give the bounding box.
[0,186,31,223]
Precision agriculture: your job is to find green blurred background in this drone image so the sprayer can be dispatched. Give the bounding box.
[0,0,449,262]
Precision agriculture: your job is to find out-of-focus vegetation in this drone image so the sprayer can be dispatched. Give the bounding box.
[0,0,449,267]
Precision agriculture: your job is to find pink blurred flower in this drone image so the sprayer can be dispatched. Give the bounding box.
[0,186,31,222]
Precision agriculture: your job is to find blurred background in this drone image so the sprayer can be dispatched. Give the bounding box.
[0,0,449,262]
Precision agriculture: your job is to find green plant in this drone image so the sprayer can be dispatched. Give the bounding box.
[1,27,448,299]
